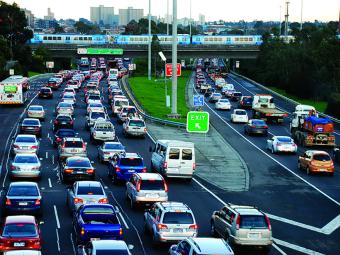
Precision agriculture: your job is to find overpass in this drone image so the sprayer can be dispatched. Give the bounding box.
[30,44,260,59]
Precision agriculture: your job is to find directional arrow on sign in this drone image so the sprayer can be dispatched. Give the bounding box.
[195,123,201,129]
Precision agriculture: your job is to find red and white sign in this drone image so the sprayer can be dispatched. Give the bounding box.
[165,63,181,77]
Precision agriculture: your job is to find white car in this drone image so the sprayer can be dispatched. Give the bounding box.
[27,105,45,120]
[266,136,297,154]
[87,102,105,115]
[215,99,231,110]
[231,109,248,123]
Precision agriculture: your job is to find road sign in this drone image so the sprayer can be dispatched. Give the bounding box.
[236,60,240,68]
[9,69,14,75]
[46,61,54,68]
[128,63,136,70]
[193,95,204,107]
[186,111,209,133]
[165,63,181,77]
[77,48,123,55]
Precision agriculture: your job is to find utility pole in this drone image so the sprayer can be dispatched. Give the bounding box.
[171,0,178,115]
[300,0,303,30]
[167,0,169,35]
[189,0,192,37]
[284,1,290,41]
[148,0,152,80]
[279,5,282,36]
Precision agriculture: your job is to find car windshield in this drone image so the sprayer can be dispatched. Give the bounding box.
[240,215,268,229]
[90,103,102,108]
[120,158,143,167]
[235,111,246,115]
[29,106,43,111]
[162,212,194,224]
[277,137,292,143]
[68,81,78,85]
[67,159,91,168]
[41,88,51,93]
[89,95,100,100]
[252,120,266,126]
[115,100,128,107]
[105,143,124,150]
[63,95,74,99]
[57,130,75,137]
[91,112,105,119]
[48,81,56,84]
[140,180,164,190]
[82,207,115,215]
[3,223,37,237]
[243,97,253,103]
[129,120,145,127]
[213,93,221,97]
[234,93,242,96]
[219,99,229,103]
[57,116,71,121]
[313,154,331,161]
[59,103,72,108]
[23,119,39,125]
[15,136,36,143]
[15,155,38,163]
[8,185,39,196]
[123,108,136,114]
[65,141,83,148]
[77,186,104,195]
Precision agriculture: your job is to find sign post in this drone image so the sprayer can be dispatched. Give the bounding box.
[186,111,209,133]
[165,63,181,77]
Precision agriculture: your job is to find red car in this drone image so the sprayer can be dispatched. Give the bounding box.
[0,215,41,251]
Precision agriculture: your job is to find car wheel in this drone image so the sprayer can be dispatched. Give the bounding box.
[210,222,217,237]
[130,197,135,209]
[306,167,311,175]
[297,161,302,170]
[271,146,275,154]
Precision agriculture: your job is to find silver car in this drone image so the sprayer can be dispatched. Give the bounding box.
[12,134,39,156]
[97,142,125,163]
[122,118,147,138]
[27,105,45,120]
[56,102,74,116]
[58,137,87,159]
[126,173,168,209]
[11,154,41,179]
[66,181,108,212]
[61,94,76,106]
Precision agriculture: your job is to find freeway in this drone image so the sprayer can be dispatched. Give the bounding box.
[191,59,340,254]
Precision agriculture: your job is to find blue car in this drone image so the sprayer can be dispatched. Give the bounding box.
[73,204,122,244]
[108,152,147,184]
[3,182,42,216]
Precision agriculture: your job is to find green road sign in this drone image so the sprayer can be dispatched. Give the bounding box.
[78,48,124,55]
[186,111,209,133]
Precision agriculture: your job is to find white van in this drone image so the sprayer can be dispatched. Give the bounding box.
[150,140,195,181]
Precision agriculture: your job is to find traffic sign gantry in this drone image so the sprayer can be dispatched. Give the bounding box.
[186,111,209,133]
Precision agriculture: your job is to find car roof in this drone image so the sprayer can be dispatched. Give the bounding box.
[306,150,329,155]
[136,173,163,180]
[189,238,232,254]
[29,105,43,108]
[227,204,263,216]
[5,215,36,224]
[63,137,83,141]
[157,140,194,148]
[16,134,36,138]
[23,118,40,122]
[67,156,89,162]
[57,128,75,132]
[76,181,102,187]
[274,136,292,139]
[92,240,128,250]
[9,181,38,187]
[159,202,191,212]
[15,153,37,157]
[122,152,140,158]
[104,142,123,146]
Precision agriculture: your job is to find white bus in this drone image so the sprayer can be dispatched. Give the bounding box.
[0,75,29,105]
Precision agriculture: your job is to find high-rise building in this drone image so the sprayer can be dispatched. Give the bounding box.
[22,8,35,28]
[90,5,115,25]
[119,7,144,26]
[44,7,55,20]
[199,14,206,25]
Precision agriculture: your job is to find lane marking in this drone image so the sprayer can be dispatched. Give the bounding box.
[272,243,288,255]
[115,205,130,230]
[70,233,76,255]
[273,238,325,255]
[52,155,55,165]
[45,151,48,159]
[54,205,61,229]
[55,228,61,252]
[48,178,52,188]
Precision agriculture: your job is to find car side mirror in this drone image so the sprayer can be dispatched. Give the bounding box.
[39,221,44,225]
[128,244,134,250]
[90,161,94,164]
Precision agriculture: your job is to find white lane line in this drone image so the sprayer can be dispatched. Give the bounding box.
[272,243,288,255]
[55,228,61,252]
[48,178,52,188]
[53,205,61,229]
[50,119,52,124]
[70,233,76,255]
[115,205,130,229]
[45,151,48,159]
[52,155,55,165]
[321,214,340,234]
[47,133,50,138]
[273,238,325,255]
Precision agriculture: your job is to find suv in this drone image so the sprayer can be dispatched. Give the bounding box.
[107,153,147,184]
[126,173,168,209]
[144,202,198,244]
[117,106,138,124]
[90,120,115,143]
[123,118,147,138]
[210,204,272,251]
[58,137,87,160]
[86,111,108,130]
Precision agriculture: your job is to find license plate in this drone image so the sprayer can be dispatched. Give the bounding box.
[61,122,67,124]
[173,228,183,233]
[319,169,326,172]
[146,194,159,198]
[76,171,83,174]
[248,233,261,239]
[19,202,28,206]
[128,170,135,173]
[90,238,100,241]
[13,242,25,247]
[71,149,78,153]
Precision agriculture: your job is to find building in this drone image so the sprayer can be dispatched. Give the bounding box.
[22,8,34,28]
[198,14,205,25]
[90,5,115,25]
[119,7,144,26]
[44,7,55,20]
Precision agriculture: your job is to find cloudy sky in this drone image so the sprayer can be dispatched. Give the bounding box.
[4,0,340,22]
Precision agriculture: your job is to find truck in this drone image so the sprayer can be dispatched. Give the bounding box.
[73,204,123,244]
[252,94,288,123]
[0,75,29,105]
[90,119,115,143]
[290,105,336,147]
[199,83,212,93]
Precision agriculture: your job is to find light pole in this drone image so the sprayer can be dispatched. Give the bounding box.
[158,51,167,105]
[167,0,169,35]
[171,0,178,115]
[189,0,192,37]
[300,0,303,30]
[148,0,152,80]
[279,5,282,36]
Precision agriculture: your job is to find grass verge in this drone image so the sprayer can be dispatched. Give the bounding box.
[128,71,191,123]
[28,71,41,77]
[268,86,328,113]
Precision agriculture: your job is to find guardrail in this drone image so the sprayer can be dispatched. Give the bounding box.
[121,76,186,128]
[230,71,340,124]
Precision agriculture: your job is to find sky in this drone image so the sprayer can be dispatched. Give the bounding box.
[4,0,340,22]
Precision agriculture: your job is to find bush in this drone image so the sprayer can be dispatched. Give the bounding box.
[326,93,340,119]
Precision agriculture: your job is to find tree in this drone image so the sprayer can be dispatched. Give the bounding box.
[74,21,100,34]
[54,23,65,33]
[124,20,140,35]
[151,35,162,77]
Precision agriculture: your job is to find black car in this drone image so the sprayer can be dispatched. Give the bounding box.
[38,87,53,99]
[239,96,253,109]
[244,119,268,136]
[53,115,74,131]
[204,88,215,98]
[54,129,77,147]
[20,118,42,137]
[334,147,340,162]
[230,92,242,102]
[60,156,95,182]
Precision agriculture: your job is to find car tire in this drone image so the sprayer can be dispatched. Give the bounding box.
[306,167,311,175]
[271,146,275,154]
[130,197,135,209]
[297,161,302,170]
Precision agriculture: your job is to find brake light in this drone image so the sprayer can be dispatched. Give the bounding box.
[136,180,141,192]
[5,199,11,206]
[11,165,15,170]
[250,125,256,128]
[74,198,83,204]
[56,137,61,142]
[31,145,38,149]
[70,120,74,125]
[82,143,86,150]
[157,224,168,230]
[142,167,147,173]
[265,215,272,231]
[13,144,20,149]
[236,214,241,230]
[144,128,147,133]
[35,199,41,205]
[80,227,85,235]
[164,181,168,192]
[119,228,123,236]
[263,125,268,129]
[193,163,196,170]
[86,169,94,174]
[277,142,282,147]
[54,120,58,125]
[98,198,108,203]
[163,162,168,169]
[64,169,73,173]
[116,167,121,173]
[189,224,198,230]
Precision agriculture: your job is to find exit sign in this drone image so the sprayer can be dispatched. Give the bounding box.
[186,111,209,133]
[165,63,181,77]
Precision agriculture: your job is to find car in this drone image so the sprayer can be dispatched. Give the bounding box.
[204,88,215,98]
[144,202,198,244]
[86,94,102,105]
[3,182,42,216]
[108,153,147,184]
[86,111,109,130]
[56,102,74,116]
[12,134,39,156]
[239,96,253,109]
[208,93,222,103]
[86,102,105,115]
[215,99,231,110]
[230,109,248,123]
[244,119,268,136]
[230,91,242,102]
[11,154,41,180]
[58,137,87,160]
[78,240,132,255]
[60,157,95,182]
[3,251,41,255]
[117,106,138,124]
[53,114,74,131]
[266,136,297,154]
[19,118,42,137]
[38,87,53,99]
[210,204,272,251]
[298,150,334,175]
[122,118,147,138]
[54,129,77,147]
[62,87,76,96]
[111,96,129,115]
[0,216,42,251]
[90,120,115,143]
[27,105,45,120]
[126,173,168,209]
[61,94,76,106]
[169,238,234,255]
[97,142,125,163]
[66,80,80,90]
[47,79,59,90]
[334,146,340,162]
[66,181,108,212]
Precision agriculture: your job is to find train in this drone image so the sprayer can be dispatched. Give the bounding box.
[29,33,340,46]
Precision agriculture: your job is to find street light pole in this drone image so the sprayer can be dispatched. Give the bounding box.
[279,5,282,36]
[171,0,178,115]
[189,0,192,37]
[167,0,169,35]
[148,0,152,80]
[300,0,303,30]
